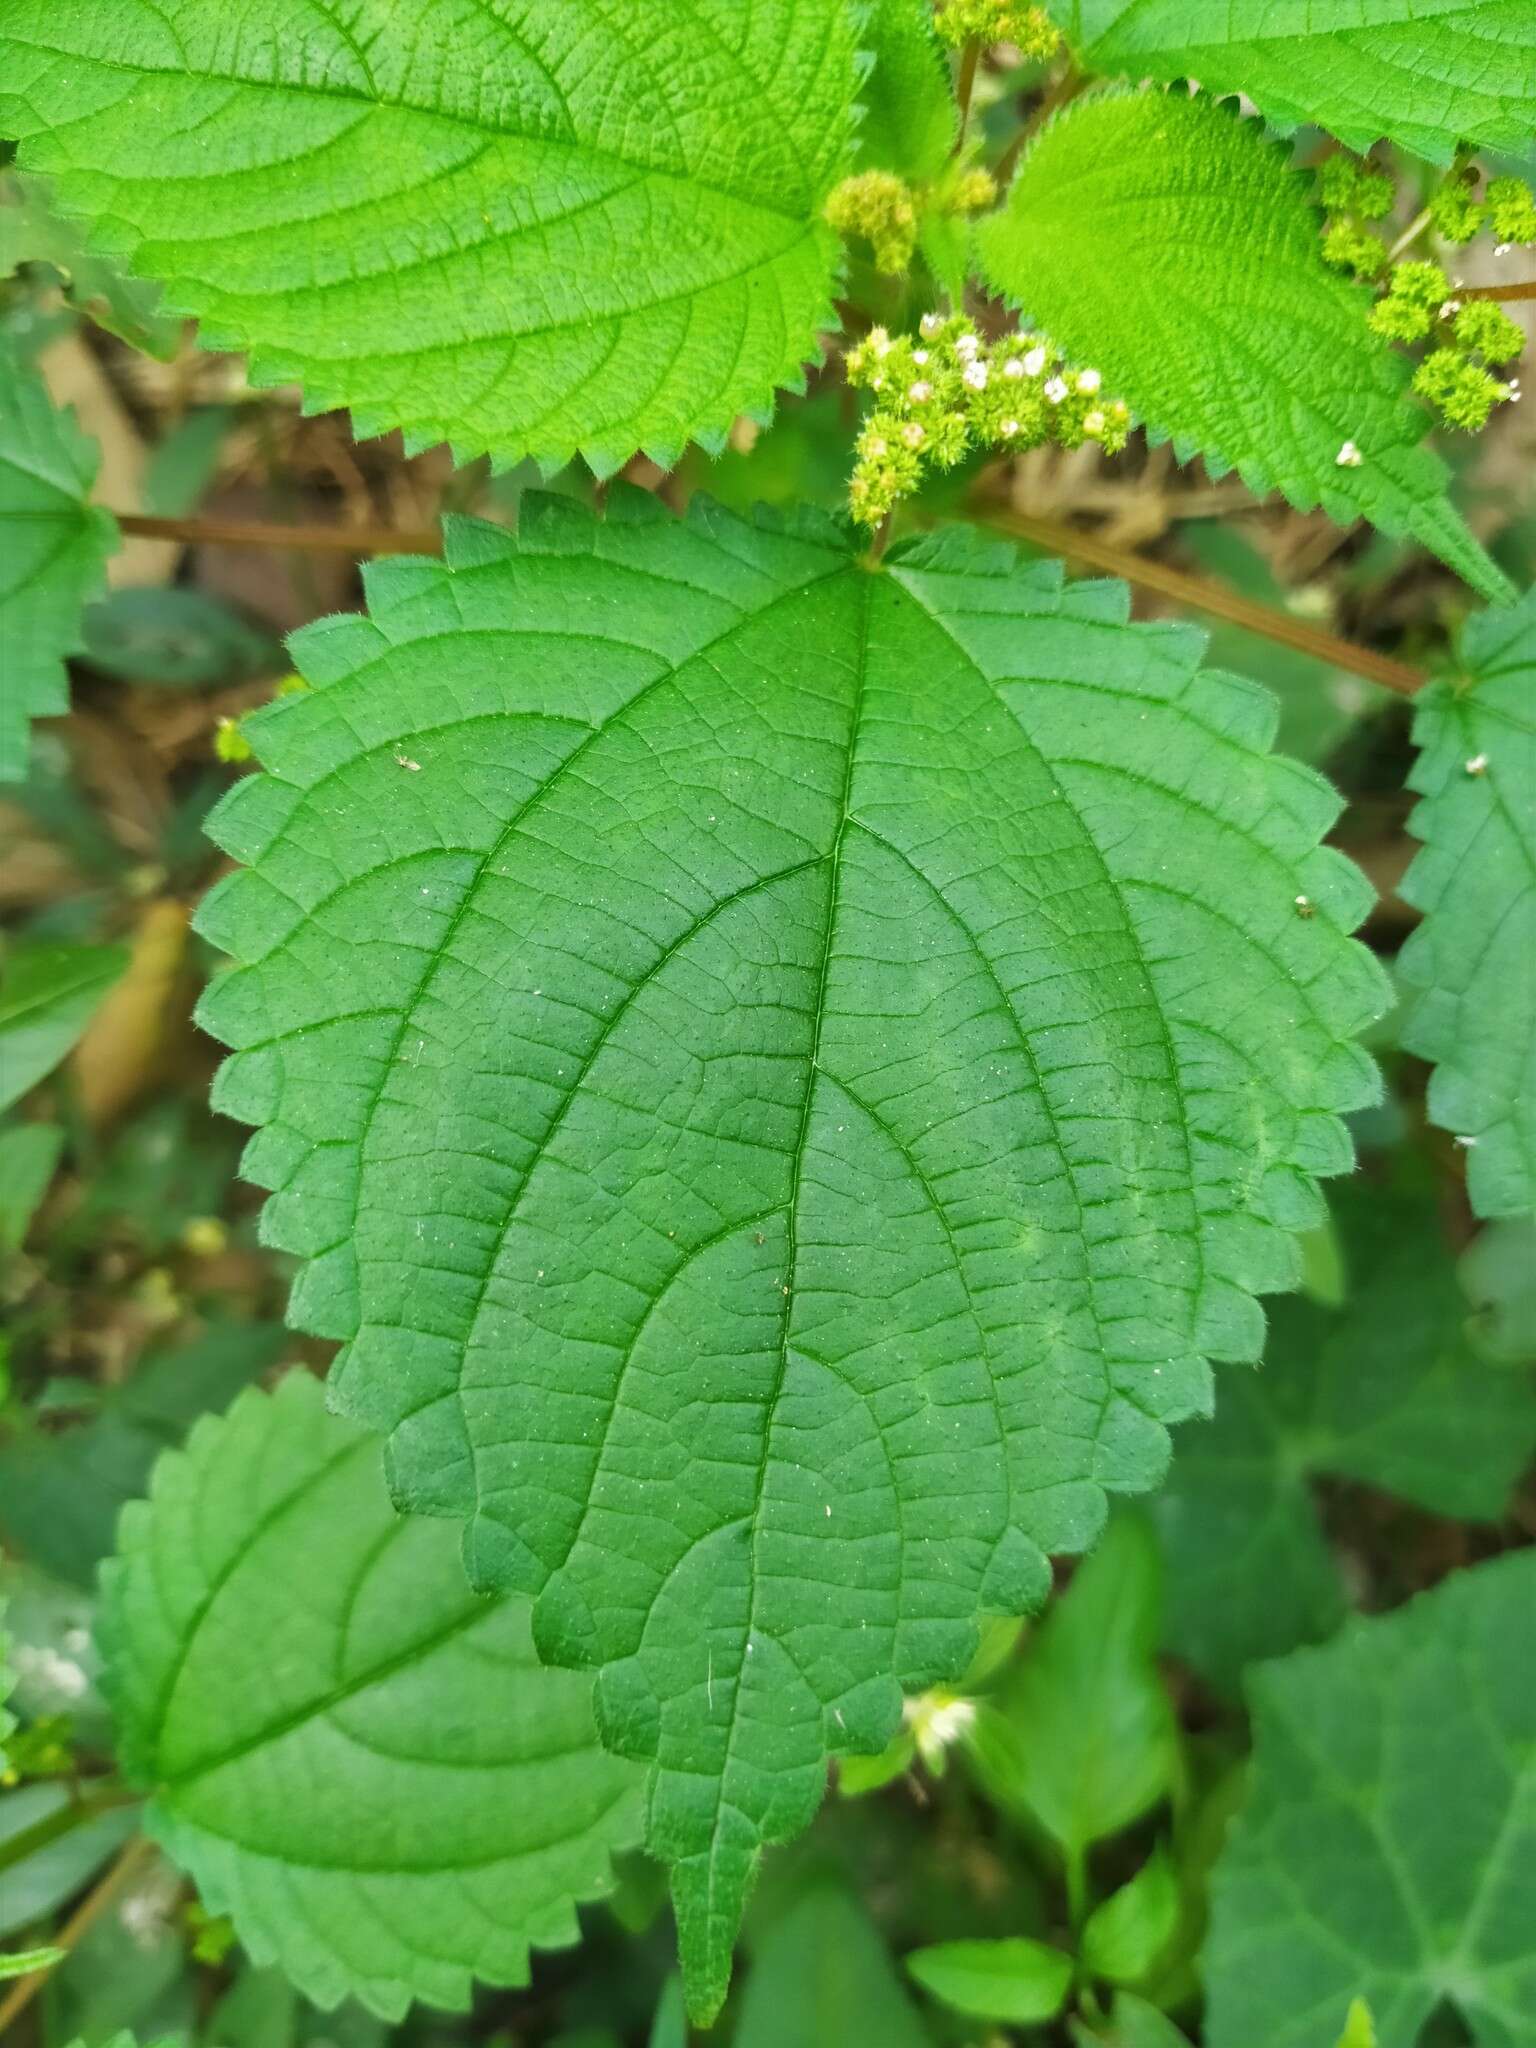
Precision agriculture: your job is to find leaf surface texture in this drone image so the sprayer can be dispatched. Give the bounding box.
[194,495,1387,2014]
[1206,1550,1536,2046]
[1066,0,1536,163]
[101,1374,643,2018]
[1399,587,1536,1218]
[0,1,858,473]
[977,92,1509,602]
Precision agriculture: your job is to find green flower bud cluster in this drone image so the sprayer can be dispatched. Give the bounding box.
[844,314,1131,525]
[1317,153,1392,281]
[825,170,919,275]
[1365,259,1523,432]
[934,0,1061,59]
[1426,174,1536,249]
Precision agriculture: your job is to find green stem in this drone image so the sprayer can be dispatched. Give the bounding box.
[953,40,981,151]
[0,1787,136,1876]
[1065,1844,1089,1929]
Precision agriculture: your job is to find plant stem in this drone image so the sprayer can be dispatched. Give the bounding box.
[1065,1844,1089,1929]
[0,1833,154,2033]
[974,505,1427,697]
[1385,204,1432,264]
[116,510,438,554]
[1459,279,1536,302]
[953,41,981,151]
[0,1787,136,1876]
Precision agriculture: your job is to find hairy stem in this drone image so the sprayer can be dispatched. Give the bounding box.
[974,506,1427,697]
[0,1834,155,2032]
[1459,279,1536,302]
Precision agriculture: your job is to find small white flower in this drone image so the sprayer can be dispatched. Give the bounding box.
[1000,417,1021,436]
[1044,376,1068,403]
[1076,368,1102,394]
[1439,298,1462,318]
[1494,242,1513,257]
[1465,753,1489,775]
[962,359,989,390]
[1336,439,1363,467]
[870,325,893,356]
[908,379,932,404]
[920,311,943,337]
[1002,356,1025,379]
[1083,408,1105,436]
[901,420,926,449]
[866,436,889,458]
[954,331,980,360]
[912,348,930,366]
[1022,345,1047,377]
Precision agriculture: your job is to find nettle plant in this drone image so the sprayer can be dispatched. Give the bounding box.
[1,0,1534,2040]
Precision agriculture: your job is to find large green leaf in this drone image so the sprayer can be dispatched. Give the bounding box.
[1154,1181,1536,1691]
[1064,1,1536,164]
[1205,1549,1536,2047]
[0,331,118,781]
[100,1373,643,2019]
[0,1,858,476]
[977,92,1509,604]
[1399,588,1536,1219]
[194,493,1387,2016]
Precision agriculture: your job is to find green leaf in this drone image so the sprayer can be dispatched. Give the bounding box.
[1082,1846,1181,1986]
[0,169,180,357]
[100,1373,643,2019]
[193,494,1387,2017]
[906,1935,1074,2023]
[0,2,858,476]
[858,0,958,182]
[0,941,130,1113]
[0,1943,63,1979]
[1074,1992,1194,2047]
[976,92,1510,604]
[0,1321,287,1587]
[1460,1218,1536,1363]
[1065,1,1536,165]
[80,587,282,690]
[966,1515,1179,1866]
[737,1883,934,2048]
[1205,1549,1536,2047]
[1399,587,1536,1218]
[1154,1179,1536,1689]
[0,330,119,782]
[0,1121,63,1254]
[0,1785,139,1941]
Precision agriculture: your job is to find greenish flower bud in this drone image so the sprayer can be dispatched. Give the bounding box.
[1321,220,1388,280]
[1487,177,1536,245]
[935,0,1060,58]
[1453,301,1525,364]
[1429,179,1485,244]
[1413,347,1510,431]
[825,171,918,275]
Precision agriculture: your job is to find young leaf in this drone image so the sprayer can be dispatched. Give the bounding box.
[1399,586,1536,1219]
[906,1935,1074,2024]
[857,0,958,183]
[1072,1992,1194,2047]
[1153,1180,1536,1690]
[976,92,1510,603]
[0,2,858,476]
[1081,1845,1181,1987]
[1064,1,1536,165]
[966,1515,1178,1869]
[100,1373,643,2019]
[0,942,130,1113]
[0,332,119,781]
[0,170,180,358]
[0,1944,64,1980]
[1205,1549,1536,2046]
[737,1883,933,2048]
[194,494,1387,2017]
[0,1121,64,1254]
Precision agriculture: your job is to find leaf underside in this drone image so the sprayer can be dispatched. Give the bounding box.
[101,1373,643,2020]
[1399,587,1536,1220]
[0,330,117,781]
[0,1,856,476]
[1206,1549,1536,2047]
[977,91,1511,604]
[195,492,1386,2015]
[1155,1179,1536,1691]
[1069,0,1536,163]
